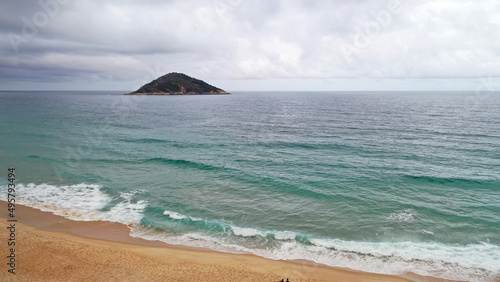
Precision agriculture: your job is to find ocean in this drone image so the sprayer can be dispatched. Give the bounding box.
[1,91,499,281]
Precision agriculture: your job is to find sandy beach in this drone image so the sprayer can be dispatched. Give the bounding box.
[0,202,427,282]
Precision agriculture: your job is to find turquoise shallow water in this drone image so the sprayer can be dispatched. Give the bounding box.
[1,91,499,280]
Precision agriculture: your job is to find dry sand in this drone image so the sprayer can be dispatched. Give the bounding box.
[0,202,431,281]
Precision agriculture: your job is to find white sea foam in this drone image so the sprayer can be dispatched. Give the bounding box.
[5,186,499,281]
[273,231,296,240]
[231,226,268,237]
[387,209,417,223]
[130,208,500,280]
[163,210,203,221]
[421,229,435,235]
[130,226,500,281]
[163,210,187,220]
[231,227,296,240]
[106,192,147,224]
[7,183,146,225]
[160,211,295,240]
[128,212,500,282]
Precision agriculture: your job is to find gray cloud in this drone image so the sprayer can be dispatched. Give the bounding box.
[0,0,499,90]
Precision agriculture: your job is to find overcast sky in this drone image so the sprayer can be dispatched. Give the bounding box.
[1,0,499,91]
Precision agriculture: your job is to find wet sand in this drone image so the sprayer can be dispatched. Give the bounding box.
[0,202,429,281]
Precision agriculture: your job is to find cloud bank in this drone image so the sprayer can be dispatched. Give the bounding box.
[0,0,499,90]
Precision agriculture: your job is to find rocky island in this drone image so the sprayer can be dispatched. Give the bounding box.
[125,72,229,95]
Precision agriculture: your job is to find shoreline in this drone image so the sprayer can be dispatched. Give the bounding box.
[1,201,440,281]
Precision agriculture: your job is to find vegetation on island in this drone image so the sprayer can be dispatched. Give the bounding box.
[126,72,229,95]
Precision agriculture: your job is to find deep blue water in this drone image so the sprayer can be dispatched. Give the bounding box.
[1,91,499,280]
